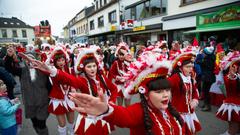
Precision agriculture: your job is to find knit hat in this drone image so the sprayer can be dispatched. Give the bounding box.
[123,50,171,99]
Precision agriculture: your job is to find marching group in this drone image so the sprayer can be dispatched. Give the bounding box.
[0,37,239,135]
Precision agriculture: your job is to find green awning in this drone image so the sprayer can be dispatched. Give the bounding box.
[184,25,240,34]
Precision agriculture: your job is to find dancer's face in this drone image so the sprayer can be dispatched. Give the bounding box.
[181,62,194,77]
[148,88,171,110]
[56,57,66,69]
[84,62,97,78]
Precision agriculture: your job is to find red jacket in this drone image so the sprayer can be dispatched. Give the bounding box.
[108,60,128,85]
[54,70,117,103]
[168,74,199,113]
[104,103,185,135]
[49,68,74,99]
[223,75,240,104]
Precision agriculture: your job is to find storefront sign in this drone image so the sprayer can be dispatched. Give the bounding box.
[133,26,146,31]
[110,25,117,31]
[197,5,240,28]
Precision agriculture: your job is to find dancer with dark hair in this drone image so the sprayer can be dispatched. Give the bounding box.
[69,51,185,135]
[19,47,118,135]
[45,47,75,135]
[168,46,201,135]
[216,51,240,135]
[108,42,132,106]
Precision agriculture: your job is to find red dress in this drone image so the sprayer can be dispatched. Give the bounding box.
[216,76,240,122]
[168,73,201,135]
[53,70,118,135]
[103,103,185,135]
[108,59,128,97]
[48,68,75,115]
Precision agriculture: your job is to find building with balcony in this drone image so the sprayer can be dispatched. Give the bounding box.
[0,17,35,45]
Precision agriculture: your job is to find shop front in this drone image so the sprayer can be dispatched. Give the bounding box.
[119,23,166,46]
[88,31,116,45]
[184,5,240,49]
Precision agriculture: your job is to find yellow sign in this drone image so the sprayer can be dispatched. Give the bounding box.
[133,26,145,31]
[110,25,117,31]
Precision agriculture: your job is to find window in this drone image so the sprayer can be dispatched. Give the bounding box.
[104,0,107,5]
[144,1,151,18]
[22,30,27,37]
[90,20,95,30]
[12,30,18,38]
[109,10,117,23]
[98,16,104,27]
[136,2,150,19]
[136,4,144,19]
[131,7,136,20]
[100,0,102,7]
[1,29,7,38]
[96,1,99,9]
[125,9,131,20]
[150,0,160,16]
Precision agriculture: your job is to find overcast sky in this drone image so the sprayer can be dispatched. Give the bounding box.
[0,0,93,36]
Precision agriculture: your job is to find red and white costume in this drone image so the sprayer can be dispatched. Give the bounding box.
[168,73,201,134]
[216,51,240,122]
[48,68,75,115]
[46,47,76,115]
[103,103,184,135]
[168,46,201,135]
[108,59,128,97]
[50,69,117,135]
[216,75,240,122]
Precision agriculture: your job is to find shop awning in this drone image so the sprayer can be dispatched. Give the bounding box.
[184,25,240,34]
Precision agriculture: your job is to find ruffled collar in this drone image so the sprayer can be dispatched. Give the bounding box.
[180,73,191,83]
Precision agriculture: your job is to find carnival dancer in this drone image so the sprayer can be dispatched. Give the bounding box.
[45,47,75,135]
[168,46,201,135]
[40,43,52,62]
[69,50,185,135]
[169,41,181,60]
[90,45,108,76]
[19,47,118,135]
[216,51,240,135]
[108,42,132,106]
[158,41,169,60]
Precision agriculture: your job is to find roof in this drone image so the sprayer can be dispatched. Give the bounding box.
[0,17,33,29]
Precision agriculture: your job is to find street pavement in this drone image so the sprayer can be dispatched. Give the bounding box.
[17,93,228,135]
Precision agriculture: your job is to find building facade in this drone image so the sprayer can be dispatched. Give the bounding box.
[64,0,240,50]
[87,0,120,45]
[118,0,167,46]
[162,0,240,47]
[0,17,35,45]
